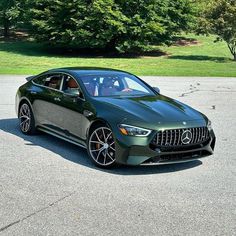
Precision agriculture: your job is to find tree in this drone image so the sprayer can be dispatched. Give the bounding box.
[25,0,196,53]
[26,0,127,49]
[115,0,196,52]
[0,0,21,37]
[198,0,236,60]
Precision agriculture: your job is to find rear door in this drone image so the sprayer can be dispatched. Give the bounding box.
[32,73,64,134]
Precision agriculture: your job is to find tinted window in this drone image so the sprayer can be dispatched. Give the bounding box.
[33,74,63,90]
[62,75,80,95]
[44,75,63,90]
[33,75,47,85]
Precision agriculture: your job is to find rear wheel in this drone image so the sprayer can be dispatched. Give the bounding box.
[88,125,116,168]
[19,102,36,134]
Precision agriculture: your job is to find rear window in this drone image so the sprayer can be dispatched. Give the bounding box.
[33,75,47,85]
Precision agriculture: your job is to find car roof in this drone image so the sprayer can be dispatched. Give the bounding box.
[48,67,130,76]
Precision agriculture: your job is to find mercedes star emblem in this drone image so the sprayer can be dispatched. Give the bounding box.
[181,130,192,144]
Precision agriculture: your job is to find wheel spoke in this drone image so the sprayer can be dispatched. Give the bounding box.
[20,119,28,126]
[109,141,115,146]
[96,149,103,161]
[95,131,103,143]
[19,104,31,133]
[107,152,114,161]
[105,132,112,142]
[103,149,110,163]
[90,140,103,145]
[25,122,30,132]
[20,115,29,120]
[22,121,27,132]
[103,154,107,164]
[89,127,116,166]
[90,147,105,152]
[102,128,106,141]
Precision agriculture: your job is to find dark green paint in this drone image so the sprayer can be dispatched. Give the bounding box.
[16,67,215,165]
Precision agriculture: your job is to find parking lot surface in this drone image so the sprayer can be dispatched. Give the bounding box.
[0,75,236,235]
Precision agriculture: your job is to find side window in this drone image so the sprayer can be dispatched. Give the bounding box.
[33,75,47,85]
[33,74,63,90]
[44,74,63,90]
[63,75,81,96]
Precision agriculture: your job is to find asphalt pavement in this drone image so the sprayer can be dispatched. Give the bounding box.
[0,75,235,235]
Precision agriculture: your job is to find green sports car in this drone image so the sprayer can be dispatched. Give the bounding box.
[15,67,216,168]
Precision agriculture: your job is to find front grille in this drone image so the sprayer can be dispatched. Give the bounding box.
[152,127,209,147]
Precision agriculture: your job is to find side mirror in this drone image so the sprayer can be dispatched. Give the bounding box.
[153,87,160,94]
[63,90,81,98]
[67,93,80,98]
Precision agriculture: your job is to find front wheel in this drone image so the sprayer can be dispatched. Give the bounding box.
[19,102,36,135]
[88,125,116,168]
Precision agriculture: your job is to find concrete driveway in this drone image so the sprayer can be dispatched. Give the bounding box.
[0,75,235,235]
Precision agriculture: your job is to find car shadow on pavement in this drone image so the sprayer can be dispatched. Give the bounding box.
[0,118,202,175]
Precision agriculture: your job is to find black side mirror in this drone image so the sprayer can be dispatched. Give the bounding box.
[63,90,81,99]
[153,87,160,94]
[67,93,80,98]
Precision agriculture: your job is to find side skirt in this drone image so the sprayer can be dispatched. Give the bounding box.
[37,126,87,149]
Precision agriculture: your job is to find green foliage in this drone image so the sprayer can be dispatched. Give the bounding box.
[0,0,21,37]
[198,0,236,60]
[25,0,196,53]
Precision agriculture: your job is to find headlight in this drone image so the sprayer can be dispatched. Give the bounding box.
[207,120,212,131]
[118,124,151,136]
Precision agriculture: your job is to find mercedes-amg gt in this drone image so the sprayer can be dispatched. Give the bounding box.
[15,67,216,167]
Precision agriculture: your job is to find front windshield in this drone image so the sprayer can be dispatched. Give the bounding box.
[79,73,155,97]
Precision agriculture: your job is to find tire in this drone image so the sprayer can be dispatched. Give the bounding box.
[87,124,117,168]
[18,102,37,135]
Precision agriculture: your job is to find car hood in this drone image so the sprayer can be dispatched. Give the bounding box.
[93,95,207,128]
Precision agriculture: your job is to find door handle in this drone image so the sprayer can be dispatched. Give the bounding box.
[54,97,61,102]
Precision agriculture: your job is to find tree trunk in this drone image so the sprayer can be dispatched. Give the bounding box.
[3,25,9,38]
[3,12,10,38]
[228,43,236,61]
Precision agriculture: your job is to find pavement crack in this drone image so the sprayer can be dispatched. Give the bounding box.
[179,89,236,97]
[179,89,199,97]
[0,191,76,233]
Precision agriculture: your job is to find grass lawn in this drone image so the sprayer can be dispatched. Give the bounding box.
[0,34,235,76]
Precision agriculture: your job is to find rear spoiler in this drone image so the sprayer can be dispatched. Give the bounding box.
[25,75,35,82]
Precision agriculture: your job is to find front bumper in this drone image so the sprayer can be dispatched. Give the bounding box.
[114,129,216,166]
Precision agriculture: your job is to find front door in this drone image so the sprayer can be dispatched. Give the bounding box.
[56,74,89,145]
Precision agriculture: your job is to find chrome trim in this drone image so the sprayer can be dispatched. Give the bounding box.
[195,127,198,143]
[173,129,177,145]
[177,129,181,145]
[154,127,209,147]
[181,130,192,144]
[54,97,61,102]
[161,130,164,145]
